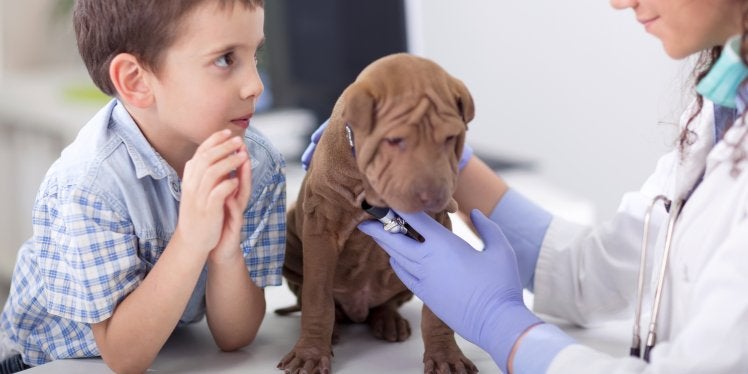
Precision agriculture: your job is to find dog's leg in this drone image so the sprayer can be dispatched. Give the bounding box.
[421,305,479,374]
[276,207,304,315]
[366,290,413,342]
[277,227,338,373]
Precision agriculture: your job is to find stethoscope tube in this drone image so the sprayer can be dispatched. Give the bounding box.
[630,195,683,362]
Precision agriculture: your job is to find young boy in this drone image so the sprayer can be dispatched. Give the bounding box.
[0,0,285,372]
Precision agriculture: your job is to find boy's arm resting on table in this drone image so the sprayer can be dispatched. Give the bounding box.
[91,230,209,374]
[203,144,263,351]
[93,130,256,372]
[205,151,286,351]
[32,183,209,373]
[205,254,266,351]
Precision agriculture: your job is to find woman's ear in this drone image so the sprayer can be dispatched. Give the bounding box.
[109,53,154,108]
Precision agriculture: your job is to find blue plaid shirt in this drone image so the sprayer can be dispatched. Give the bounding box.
[0,100,286,366]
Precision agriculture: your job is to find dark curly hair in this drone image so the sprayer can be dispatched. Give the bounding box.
[73,0,264,97]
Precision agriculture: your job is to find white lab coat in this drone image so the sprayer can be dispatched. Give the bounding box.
[533,101,748,373]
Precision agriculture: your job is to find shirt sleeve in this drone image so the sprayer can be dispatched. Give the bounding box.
[241,159,287,288]
[35,183,143,324]
[489,188,552,290]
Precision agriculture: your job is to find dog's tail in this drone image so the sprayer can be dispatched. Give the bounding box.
[274,304,301,315]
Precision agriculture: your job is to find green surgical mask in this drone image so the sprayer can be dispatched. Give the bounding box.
[696,35,748,109]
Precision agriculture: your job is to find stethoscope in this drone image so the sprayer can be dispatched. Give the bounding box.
[630,195,684,362]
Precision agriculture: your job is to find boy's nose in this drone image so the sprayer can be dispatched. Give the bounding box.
[240,67,264,100]
[610,0,637,10]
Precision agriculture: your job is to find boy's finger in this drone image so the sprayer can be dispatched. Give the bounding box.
[186,137,243,198]
[208,177,240,209]
[201,136,244,166]
[202,150,249,189]
[196,129,233,155]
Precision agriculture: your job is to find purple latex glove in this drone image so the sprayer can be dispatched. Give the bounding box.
[301,119,329,171]
[458,143,473,171]
[358,209,542,373]
[300,119,473,171]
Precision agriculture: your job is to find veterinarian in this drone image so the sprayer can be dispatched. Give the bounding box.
[354,0,748,373]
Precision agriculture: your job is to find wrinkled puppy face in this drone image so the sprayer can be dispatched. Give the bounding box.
[343,54,475,213]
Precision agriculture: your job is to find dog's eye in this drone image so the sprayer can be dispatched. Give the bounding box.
[445,135,456,143]
[386,137,404,147]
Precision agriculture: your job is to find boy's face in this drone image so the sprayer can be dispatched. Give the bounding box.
[148,2,265,146]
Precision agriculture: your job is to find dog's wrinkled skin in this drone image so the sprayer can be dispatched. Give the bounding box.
[276,53,477,374]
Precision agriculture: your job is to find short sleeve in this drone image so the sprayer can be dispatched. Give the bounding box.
[241,163,286,288]
[35,183,143,324]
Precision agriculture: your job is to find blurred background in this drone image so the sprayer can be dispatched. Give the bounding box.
[0,1,689,304]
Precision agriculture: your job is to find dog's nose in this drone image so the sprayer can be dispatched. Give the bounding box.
[417,188,449,211]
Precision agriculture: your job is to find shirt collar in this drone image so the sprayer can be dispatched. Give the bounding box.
[111,100,177,182]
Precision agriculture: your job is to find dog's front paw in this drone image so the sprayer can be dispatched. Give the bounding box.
[423,348,478,374]
[277,341,333,374]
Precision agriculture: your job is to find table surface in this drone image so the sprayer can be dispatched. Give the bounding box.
[26,282,630,374]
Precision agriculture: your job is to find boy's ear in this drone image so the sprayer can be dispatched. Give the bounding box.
[109,53,154,108]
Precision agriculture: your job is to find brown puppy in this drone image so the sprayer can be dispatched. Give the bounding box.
[277,53,476,373]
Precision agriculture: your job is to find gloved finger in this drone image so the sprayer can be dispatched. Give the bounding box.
[310,119,330,142]
[458,144,474,171]
[358,220,426,267]
[391,209,481,256]
[470,209,513,255]
[301,143,316,171]
[389,258,420,291]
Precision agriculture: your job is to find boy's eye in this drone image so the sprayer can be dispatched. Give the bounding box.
[215,53,235,68]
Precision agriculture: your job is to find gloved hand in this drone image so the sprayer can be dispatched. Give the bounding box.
[301,119,329,171]
[300,119,474,171]
[488,190,552,291]
[358,209,542,373]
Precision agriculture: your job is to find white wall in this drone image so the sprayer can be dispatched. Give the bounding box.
[406,0,691,218]
[1,1,79,71]
[0,1,82,280]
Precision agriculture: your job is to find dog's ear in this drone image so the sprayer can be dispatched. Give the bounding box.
[451,77,475,124]
[342,82,375,135]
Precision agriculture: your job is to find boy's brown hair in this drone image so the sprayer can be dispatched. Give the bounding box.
[73,0,264,96]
